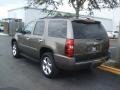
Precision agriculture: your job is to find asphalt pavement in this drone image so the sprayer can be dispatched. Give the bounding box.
[0,35,120,90]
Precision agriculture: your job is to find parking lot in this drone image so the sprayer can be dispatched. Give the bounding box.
[109,39,118,60]
[0,35,120,90]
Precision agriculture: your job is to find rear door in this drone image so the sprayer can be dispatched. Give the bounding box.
[72,20,109,62]
[28,20,45,58]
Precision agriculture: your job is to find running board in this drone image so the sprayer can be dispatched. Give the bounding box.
[20,53,40,62]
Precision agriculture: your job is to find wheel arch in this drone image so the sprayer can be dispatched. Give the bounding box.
[39,47,54,58]
[11,39,17,46]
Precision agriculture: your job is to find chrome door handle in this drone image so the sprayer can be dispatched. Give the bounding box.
[26,37,30,40]
[38,39,43,42]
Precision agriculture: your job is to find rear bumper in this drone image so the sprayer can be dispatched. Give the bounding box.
[54,54,109,70]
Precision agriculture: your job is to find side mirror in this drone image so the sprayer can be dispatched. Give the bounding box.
[20,30,31,34]
[20,30,27,34]
[24,30,31,34]
[16,28,23,33]
[16,28,31,34]
[114,31,119,33]
[16,28,26,34]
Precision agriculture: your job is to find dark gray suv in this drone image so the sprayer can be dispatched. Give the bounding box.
[11,18,109,78]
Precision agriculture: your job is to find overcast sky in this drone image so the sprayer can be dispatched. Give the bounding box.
[0,0,27,19]
[0,0,26,6]
[0,0,89,20]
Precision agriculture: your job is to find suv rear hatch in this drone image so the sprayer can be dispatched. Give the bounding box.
[72,20,109,62]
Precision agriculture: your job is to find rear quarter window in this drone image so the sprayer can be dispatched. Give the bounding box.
[72,21,107,39]
[48,20,67,38]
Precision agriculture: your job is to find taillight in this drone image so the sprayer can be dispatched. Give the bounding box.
[65,39,74,57]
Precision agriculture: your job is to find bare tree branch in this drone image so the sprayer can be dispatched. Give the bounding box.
[27,0,119,18]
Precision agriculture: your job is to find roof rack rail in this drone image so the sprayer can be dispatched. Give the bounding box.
[39,16,74,19]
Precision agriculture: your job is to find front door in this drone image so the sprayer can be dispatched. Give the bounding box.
[18,21,35,56]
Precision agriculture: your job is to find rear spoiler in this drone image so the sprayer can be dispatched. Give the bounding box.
[72,19,101,24]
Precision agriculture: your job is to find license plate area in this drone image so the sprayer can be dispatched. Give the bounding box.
[87,45,101,53]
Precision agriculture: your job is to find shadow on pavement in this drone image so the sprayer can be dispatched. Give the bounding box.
[18,56,97,79]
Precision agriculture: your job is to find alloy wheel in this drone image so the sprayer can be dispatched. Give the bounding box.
[42,57,52,75]
[12,44,17,56]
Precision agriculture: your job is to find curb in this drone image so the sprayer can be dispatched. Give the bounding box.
[0,33,8,36]
[98,64,120,75]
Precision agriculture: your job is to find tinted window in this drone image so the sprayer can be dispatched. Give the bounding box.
[72,21,107,39]
[34,21,45,35]
[24,21,35,34]
[48,20,67,38]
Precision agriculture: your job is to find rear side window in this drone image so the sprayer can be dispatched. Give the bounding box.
[72,21,107,39]
[48,20,67,38]
[34,21,45,35]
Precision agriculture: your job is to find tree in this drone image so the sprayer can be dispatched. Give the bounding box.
[28,0,119,18]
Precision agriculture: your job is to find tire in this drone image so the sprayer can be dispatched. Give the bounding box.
[92,62,103,68]
[12,41,20,58]
[113,35,116,39]
[41,52,58,78]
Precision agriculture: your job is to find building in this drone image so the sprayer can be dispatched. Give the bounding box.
[2,18,23,36]
[80,15,113,32]
[8,6,74,24]
[8,6,113,32]
[92,7,120,31]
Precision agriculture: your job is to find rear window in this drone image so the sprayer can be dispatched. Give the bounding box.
[48,20,67,38]
[72,21,107,39]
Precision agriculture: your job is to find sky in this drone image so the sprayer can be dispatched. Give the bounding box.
[0,0,27,19]
[0,0,89,20]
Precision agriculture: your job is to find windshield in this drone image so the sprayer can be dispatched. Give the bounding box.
[72,21,108,39]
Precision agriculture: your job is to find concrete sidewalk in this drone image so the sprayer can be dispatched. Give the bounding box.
[0,32,8,36]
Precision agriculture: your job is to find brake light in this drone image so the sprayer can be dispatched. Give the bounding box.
[65,39,74,57]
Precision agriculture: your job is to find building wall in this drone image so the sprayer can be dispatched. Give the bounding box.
[8,8,25,22]
[91,17,113,31]
[25,8,48,24]
[80,15,113,31]
[112,8,120,31]
[8,7,115,31]
[8,8,49,24]
[93,8,120,31]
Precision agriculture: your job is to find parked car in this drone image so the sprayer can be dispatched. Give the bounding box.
[11,18,110,78]
[0,26,3,32]
[107,31,119,39]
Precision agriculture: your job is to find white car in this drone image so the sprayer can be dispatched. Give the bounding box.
[107,31,119,39]
[0,26,4,32]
